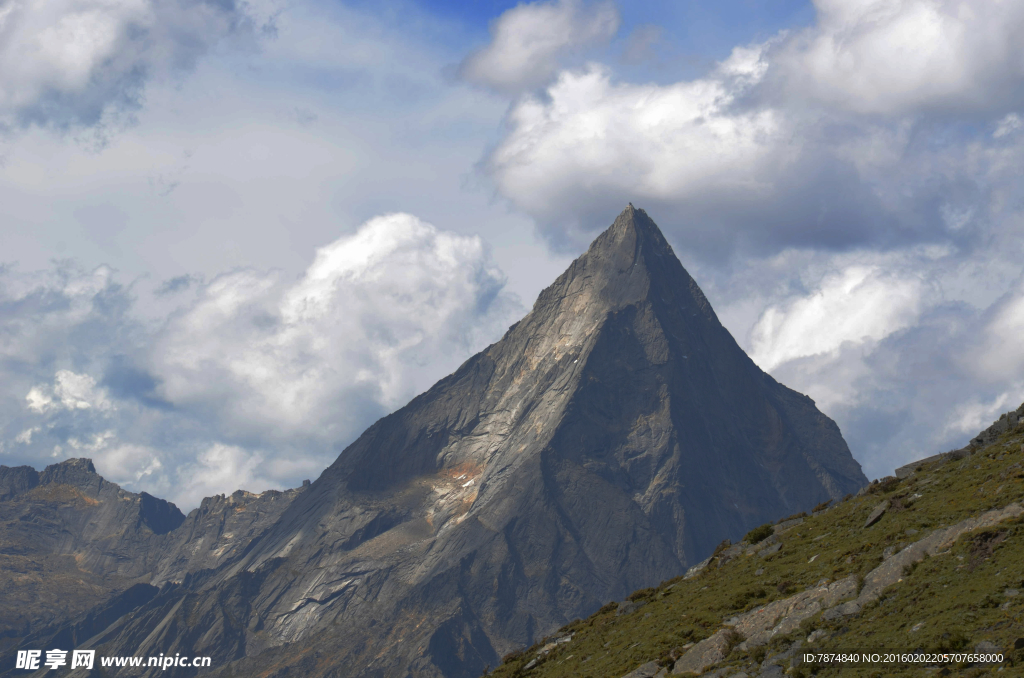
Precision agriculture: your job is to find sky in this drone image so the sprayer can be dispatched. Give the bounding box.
[2,0,1024,509]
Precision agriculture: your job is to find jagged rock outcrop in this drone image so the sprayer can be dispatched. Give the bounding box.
[148,487,307,586]
[895,400,1024,479]
[0,206,866,678]
[969,403,1024,449]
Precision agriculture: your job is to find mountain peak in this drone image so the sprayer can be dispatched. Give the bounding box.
[39,457,100,488]
[23,207,866,678]
[528,202,711,337]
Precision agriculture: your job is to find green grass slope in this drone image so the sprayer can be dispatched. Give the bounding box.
[487,422,1024,678]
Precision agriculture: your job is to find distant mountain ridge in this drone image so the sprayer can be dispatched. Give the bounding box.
[0,206,866,678]
[0,458,304,649]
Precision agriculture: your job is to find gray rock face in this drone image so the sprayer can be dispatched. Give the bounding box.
[621,660,662,678]
[0,206,866,678]
[863,499,889,528]
[0,459,304,652]
[671,630,734,675]
[0,459,182,642]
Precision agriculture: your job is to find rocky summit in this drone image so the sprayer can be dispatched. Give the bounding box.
[0,206,865,678]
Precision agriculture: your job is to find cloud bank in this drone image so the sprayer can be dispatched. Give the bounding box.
[4,0,1024,502]
[771,0,1024,117]
[0,214,518,508]
[725,246,1024,481]
[483,0,1024,256]
[0,0,251,130]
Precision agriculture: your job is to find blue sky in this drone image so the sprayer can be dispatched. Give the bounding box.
[1,0,1024,508]
[414,0,813,39]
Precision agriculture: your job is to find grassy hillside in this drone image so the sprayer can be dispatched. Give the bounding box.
[487,423,1024,677]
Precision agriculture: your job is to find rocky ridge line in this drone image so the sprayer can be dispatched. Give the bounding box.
[895,402,1024,479]
[0,458,306,649]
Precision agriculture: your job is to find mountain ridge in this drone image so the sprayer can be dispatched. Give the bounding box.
[0,457,305,651]
[1,206,865,678]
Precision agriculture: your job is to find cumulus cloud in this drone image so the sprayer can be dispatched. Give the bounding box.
[458,0,619,95]
[26,370,114,413]
[0,213,518,508]
[733,250,1024,481]
[0,0,251,130]
[974,274,1024,380]
[943,392,1022,441]
[174,443,279,509]
[750,265,928,372]
[771,0,1024,116]
[483,2,1024,258]
[485,53,797,250]
[148,212,512,444]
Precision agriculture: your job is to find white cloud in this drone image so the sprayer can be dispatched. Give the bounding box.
[150,212,512,443]
[994,113,1023,139]
[482,2,1024,256]
[750,265,927,371]
[458,0,619,94]
[174,443,276,508]
[26,370,115,413]
[0,264,127,367]
[93,441,165,486]
[486,56,796,247]
[492,59,778,208]
[720,248,1024,482]
[14,427,39,444]
[0,213,516,508]
[0,0,250,130]
[974,275,1024,379]
[773,0,1024,116]
[943,392,1021,439]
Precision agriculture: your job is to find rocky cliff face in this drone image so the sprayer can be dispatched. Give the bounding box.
[0,459,303,655]
[0,206,866,678]
[0,458,181,646]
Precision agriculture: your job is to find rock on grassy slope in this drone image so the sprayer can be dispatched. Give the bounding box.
[488,404,1024,678]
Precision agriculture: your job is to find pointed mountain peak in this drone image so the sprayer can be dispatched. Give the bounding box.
[39,206,867,678]
[587,203,673,263]
[530,204,695,322]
